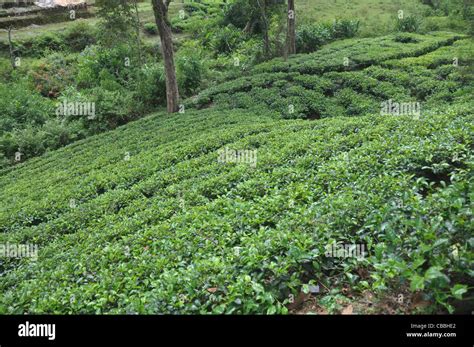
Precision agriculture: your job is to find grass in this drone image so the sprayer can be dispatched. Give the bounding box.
[296,0,464,36]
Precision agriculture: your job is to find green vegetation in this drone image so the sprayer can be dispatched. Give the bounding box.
[0,0,473,315]
[0,1,227,167]
[1,30,473,313]
[296,0,471,36]
[190,33,473,119]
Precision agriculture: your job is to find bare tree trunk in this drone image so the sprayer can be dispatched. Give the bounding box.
[287,0,296,56]
[132,0,143,65]
[7,26,16,69]
[152,0,179,113]
[243,18,253,33]
[257,0,270,59]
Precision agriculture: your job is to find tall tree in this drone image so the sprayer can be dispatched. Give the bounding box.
[286,0,296,56]
[225,0,284,60]
[96,0,137,47]
[132,0,143,65]
[151,0,180,113]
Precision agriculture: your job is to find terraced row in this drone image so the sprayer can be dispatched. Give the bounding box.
[1,100,472,313]
[188,33,473,119]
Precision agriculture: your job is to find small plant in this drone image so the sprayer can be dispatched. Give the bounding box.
[296,23,333,53]
[63,21,97,52]
[143,23,158,36]
[177,47,206,96]
[396,15,422,33]
[332,19,360,39]
[210,24,246,55]
[296,19,360,54]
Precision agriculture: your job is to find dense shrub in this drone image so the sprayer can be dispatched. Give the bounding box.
[40,118,85,149]
[62,21,97,52]
[0,118,86,164]
[0,152,9,170]
[296,23,333,53]
[332,19,360,39]
[0,80,54,133]
[28,53,77,97]
[76,45,136,89]
[11,22,97,58]
[29,32,66,57]
[143,22,158,35]
[210,24,247,55]
[177,44,207,96]
[0,58,15,82]
[296,19,360,54]
[87,87,136,131]
[133,63,167,112]
[222,0,256,29]
[396,15,422,33]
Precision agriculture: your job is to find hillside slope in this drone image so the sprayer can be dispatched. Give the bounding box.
[0,33,473,314]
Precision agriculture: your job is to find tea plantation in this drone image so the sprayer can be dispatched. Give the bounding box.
[0,33,473,314]
[190,32,473,118]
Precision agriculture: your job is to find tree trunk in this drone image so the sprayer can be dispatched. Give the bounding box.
[132,0,143,65]
[287,0,296,56]
[7,27,16,70]
[257,0,270,59]
[151,0,179,113]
